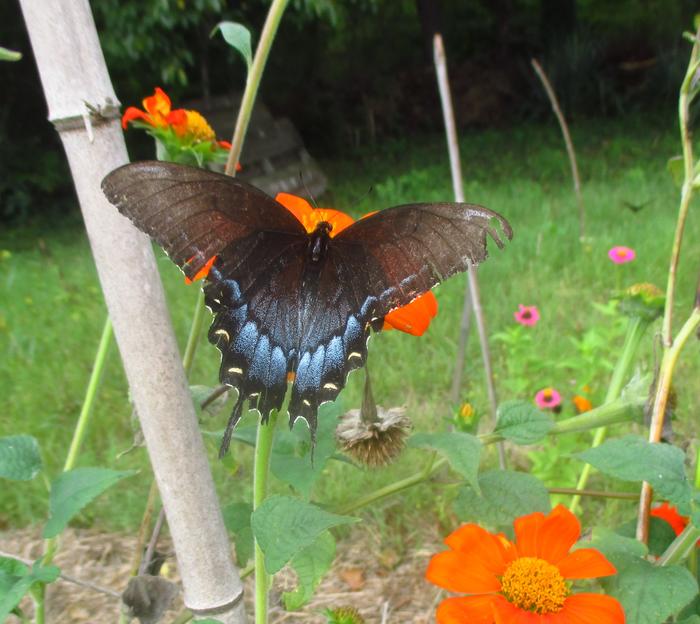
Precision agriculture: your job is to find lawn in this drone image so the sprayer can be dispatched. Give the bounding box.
[1,112,699,533]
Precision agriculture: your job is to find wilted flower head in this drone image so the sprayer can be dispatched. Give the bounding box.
[535,387,561,410]
[608,246,636,264]
[514,304,540,326]
[615,282,665,321]
[324,606,365,624]
[336,405,412,467]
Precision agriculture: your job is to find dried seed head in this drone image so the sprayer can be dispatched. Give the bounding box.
[336,406,412,467]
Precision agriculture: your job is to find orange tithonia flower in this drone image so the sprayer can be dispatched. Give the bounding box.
[572,395,593,414]
[121,86,175,129]
[426,505,624,623]
[275,192,438,336]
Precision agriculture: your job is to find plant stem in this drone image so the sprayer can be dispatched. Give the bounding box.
[225,0,290,176]
[663,28,699,346]
[64,316,113,471]
[42,317,114,568]
[657,523,700,566]
[570,315,648,513]
[253,411,278,624]
[531,58,585,240]
[637,307,700,542]
[182,288,206,377]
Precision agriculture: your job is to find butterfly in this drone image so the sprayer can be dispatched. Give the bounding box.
[102,161,512,456]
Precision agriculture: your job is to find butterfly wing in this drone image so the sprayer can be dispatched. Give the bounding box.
[286,202,512,429]
[101,161,307,280]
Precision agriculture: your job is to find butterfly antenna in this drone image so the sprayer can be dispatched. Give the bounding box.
[347,186,374,214]
[299,171,318,209]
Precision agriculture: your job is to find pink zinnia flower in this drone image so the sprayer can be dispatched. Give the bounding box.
[514,304,540,326]
[535,387,561,409]
[608,246,636,264]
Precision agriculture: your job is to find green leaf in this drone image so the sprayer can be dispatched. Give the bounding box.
[678,617,700,624]
[453,470,550,527]
[190,385,229,417]
[603,556,697,624]
[494,401,554,445]
[44,468,137,538]
[283,531,336,610]
[588,528,648,560]
[0,46,21,62]
[193,619,225,624]
[577,435,692,513]
[409,431,481,493]
[271,402,341,498]
[211,22,252,69]
[616,517,676,557]
[0,435,42,481]
[222,502,254,567]
[0,558,59,621]
[251,496,357,574]
[668,155,684,188]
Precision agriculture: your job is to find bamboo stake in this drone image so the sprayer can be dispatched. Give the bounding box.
[433,33,505,469]
[18,1,246,621]
[531,58,585,241]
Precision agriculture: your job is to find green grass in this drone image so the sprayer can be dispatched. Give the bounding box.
[1,113,699,532]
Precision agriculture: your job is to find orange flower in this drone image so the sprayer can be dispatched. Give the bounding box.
[572,395,593,413]
[426,505,624,624]
[122,87,177,129]
[275,193,438,336]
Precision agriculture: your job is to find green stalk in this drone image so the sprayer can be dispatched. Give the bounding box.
[225,0,290,176]
[182,288,206,377]
[64,317,113,471]
[253,411,278,624]
[570,316,648,513]
[657,524,700,567]
[43,317,113,568]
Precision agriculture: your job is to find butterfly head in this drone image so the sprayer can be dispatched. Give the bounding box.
[308,221,333,263]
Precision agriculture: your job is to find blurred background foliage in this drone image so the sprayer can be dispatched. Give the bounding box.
[0,0,696,223]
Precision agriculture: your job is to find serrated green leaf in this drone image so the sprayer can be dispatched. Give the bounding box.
[494,401,554,445]
[0,559,59,621]
[44,468,137,538]
[0,435,42,481]
[222,502,254,566]
[211,21,252,69]
[577,435,692,513]
[453,470,550,527]
[251,496,357,574]
[271,402,341,498]
[283,531,335,610]
[409,431,481,493]
[603,556,697,624]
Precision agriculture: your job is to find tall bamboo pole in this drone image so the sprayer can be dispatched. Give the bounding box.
[18,1,246,621]
[433,34,506,469]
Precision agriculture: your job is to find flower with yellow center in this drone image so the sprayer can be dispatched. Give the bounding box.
[426,505,624,623]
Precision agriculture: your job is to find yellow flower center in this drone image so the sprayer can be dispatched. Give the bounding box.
[183,110,216,142]
[500,557,569,614]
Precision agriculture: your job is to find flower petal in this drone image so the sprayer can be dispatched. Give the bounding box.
[436,596,497,624]
[384,291,438,335]
[552,593,625,624]
[492,595,541,623]
[426,550,501,593]
[444,524,512,575]
[537,505,581,564]
[557,548,616,579]
[121,106,149,129]
[276,192,314,225]
[514,511,546,557]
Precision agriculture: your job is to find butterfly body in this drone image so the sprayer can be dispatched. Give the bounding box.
[102,161,512,455]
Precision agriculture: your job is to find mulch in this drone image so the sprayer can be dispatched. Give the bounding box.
[1,523,444,623]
